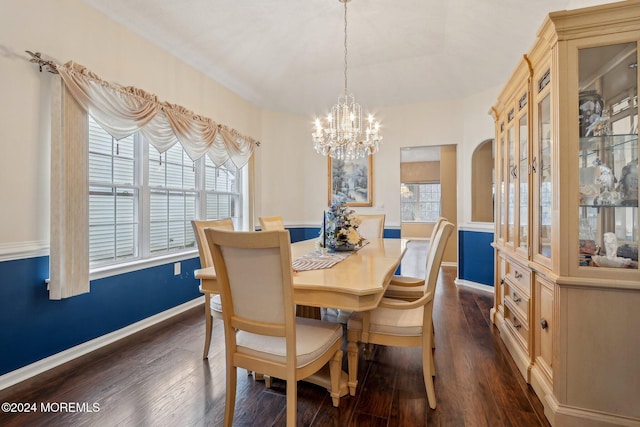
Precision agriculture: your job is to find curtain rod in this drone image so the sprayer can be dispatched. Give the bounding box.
[26,50,58,74]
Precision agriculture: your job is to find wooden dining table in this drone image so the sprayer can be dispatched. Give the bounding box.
[194,237,409,396]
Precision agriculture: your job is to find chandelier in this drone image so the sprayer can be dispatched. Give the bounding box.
[312,0,382,161]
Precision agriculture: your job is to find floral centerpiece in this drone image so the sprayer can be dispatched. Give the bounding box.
[322,202,364,251]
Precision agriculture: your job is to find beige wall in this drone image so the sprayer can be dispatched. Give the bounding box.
[0,0,261,248]
[1,0,499,267]
[472,140,494,222]
[440,146,457,263]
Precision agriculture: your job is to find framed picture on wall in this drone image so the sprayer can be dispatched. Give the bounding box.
[328,156,373,206]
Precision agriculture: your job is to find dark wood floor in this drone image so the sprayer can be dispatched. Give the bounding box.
[1,242,550,426]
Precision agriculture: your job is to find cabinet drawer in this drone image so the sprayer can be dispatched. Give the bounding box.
[504,304,530,354]
[504,259,531,297]
[504,280,530,324]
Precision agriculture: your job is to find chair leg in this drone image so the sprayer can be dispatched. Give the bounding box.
[203,294,213,359]
[347,341,359,396]
[430,348,436,378]
[224,365,237,427]
[423,325,436,409]
[364,343,374,360]
[329,350,343,407]
[431,321,436,350]
[286,379,297,427]
[422,349,437,409]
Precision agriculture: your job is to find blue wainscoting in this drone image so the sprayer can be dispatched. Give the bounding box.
[458,229,494,287]
[0,255,201,376]
[0,226,399,378]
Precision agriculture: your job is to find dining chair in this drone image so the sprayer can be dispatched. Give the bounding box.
[259,215,285,231]
[356,213,385,239]
[384,216,447,300]
[346,221,454,408]
[206,228,344,427]
[192,218,234,359]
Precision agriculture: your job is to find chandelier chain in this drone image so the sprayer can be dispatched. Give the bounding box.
[344,0,348,98]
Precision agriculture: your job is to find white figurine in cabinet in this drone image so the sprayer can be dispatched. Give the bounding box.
[593,158,616,190]
[593,157,618,204]
[617,161,638,202]
[603,232,617,259]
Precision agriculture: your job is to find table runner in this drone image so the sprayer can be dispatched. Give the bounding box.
[292,251,350,271]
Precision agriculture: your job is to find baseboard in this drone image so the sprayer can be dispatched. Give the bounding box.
[553,403,640,427]
[454,278,494,294]
[0,297,204,391]
[530,365,555,425]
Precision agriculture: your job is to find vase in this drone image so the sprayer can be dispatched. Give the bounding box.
[578,90,604,137]
[328,243,355,252]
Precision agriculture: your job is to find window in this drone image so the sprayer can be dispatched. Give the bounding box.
[88,116,246,267]
[204,156,241,228]
[401,182,441,222]
[88,117,138,263]
[148,143,197,254]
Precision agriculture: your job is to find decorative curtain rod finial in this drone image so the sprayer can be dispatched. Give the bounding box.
[25,50,58,74]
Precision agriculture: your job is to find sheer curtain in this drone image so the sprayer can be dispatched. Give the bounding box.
[49,61,258,299]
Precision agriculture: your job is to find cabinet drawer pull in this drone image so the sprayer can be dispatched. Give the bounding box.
[514,271,523,279]
[540,318,548,330]
[512,316,522,329]
[512,292,521,303]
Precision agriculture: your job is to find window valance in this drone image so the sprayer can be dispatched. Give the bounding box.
[57,61,258,168]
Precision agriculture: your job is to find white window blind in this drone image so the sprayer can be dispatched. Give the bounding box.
[149,144,197,254]
[88,116,138,264]
[205,157,241,228]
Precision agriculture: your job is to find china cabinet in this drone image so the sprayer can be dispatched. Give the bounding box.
[491,1,640,426]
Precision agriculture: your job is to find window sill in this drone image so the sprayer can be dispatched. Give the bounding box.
[90,250,199,281]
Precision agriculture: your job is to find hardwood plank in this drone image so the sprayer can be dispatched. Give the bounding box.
[0,247,551,427]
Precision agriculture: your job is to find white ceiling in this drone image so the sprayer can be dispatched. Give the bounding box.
[82,0,618,116]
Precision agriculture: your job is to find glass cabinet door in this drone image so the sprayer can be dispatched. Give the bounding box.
[537,93,552,260]
[518,110,529,253]
[507,122,516,246]
[578,41,638,270]
[498,126,506,244]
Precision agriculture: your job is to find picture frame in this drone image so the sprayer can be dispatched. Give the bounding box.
[328,156,373,206]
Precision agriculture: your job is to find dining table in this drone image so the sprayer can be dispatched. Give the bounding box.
[194,237,409,396]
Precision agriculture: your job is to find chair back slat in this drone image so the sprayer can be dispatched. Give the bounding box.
[357,214,385,239]
[221,245,286,326]
[424,221,454,297]
[428,217,447,245]
[206,229,294,338]
[191,218,234,268]
[259,215,285,231]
